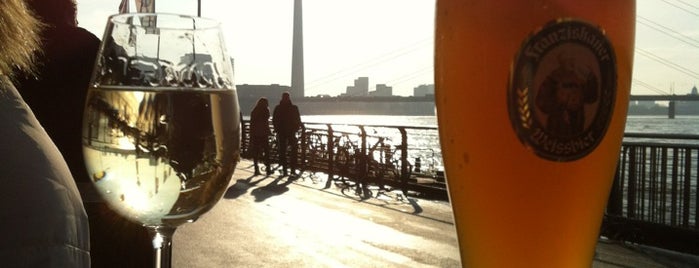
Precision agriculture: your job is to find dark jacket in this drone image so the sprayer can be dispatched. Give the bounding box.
[250,104,272,137]
[273,100,302,136]
[15,26,100,183]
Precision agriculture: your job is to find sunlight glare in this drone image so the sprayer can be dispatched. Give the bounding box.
[116,136,136,150]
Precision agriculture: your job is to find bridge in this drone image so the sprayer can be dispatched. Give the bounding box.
[630,95,699,101]
[629,94,699,119]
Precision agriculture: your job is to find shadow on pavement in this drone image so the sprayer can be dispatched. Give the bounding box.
[250,176,299,202]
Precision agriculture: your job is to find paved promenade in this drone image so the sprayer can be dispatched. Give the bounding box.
[83,159,699,267]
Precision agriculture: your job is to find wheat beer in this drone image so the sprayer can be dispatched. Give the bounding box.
[435,1,635,267]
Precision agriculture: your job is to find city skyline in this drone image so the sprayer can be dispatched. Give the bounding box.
[77,1,698,97]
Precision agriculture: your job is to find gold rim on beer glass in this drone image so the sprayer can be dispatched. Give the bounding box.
[435,1,636,267]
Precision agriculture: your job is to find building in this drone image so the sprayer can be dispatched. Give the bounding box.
[369,84,392,97]
[676,85,699,115]
[413,84,434,97]
[237,84,292,113]
[237,84,290,100]
[344,77,369,96]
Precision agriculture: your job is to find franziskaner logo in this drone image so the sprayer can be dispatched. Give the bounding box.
[508,19,617,162]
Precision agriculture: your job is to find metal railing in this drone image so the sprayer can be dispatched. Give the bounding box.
[240,118,446,199]
[240,118,699,253]
[603,132,699,254]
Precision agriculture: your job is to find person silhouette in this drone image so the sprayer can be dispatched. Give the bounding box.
[0,0,89,266]
[272,92,302,177]
[15,0,101,184]
[14,1,154,266]
[250,97,273,175]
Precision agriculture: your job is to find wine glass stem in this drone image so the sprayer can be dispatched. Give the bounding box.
[148,226,177,268]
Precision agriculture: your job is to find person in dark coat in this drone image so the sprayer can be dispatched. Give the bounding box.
[272,92,302,177]
[15,0,101,184]
[250,97,273,175]
[14,1,153,266]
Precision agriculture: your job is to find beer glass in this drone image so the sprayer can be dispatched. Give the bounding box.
[82,13,240,267]
[435,1,636,267]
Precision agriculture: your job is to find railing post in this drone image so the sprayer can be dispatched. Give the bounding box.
[671,148,679,226]
[628,147,637,218]
[660,148,669,223]
[398,127,409,193]
[607,159,623,216]
[359,126,367,156]
[695,148,699,231]
[683,149,691,227]
[240,112,249,156]
[358,126,368,186]
[299,124,307,173]
[325,124,334,189]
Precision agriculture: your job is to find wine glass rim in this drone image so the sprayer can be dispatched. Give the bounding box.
[108,13,221,30]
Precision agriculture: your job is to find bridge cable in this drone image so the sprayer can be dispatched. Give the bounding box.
[637,16,699,49]
[635,48,699,80]
[662,0,699,17]
[305,37,432,95]
[633,79,672,95]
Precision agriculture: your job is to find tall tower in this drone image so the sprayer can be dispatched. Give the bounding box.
[291,0,305,98]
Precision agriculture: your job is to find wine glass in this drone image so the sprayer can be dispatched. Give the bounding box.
[435,1,635,267]
[82,13,240,267]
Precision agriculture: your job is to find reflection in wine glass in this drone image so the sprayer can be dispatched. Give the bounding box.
[82,13,240,268]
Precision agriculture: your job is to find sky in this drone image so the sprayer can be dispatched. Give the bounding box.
[77,0,698,97]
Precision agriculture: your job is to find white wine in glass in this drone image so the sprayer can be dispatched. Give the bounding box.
[435,1,636,267]
[82,13,240,268]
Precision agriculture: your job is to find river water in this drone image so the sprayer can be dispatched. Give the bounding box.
[624,115,699,136]
[300,114,699,169]
[303,115,699,135]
